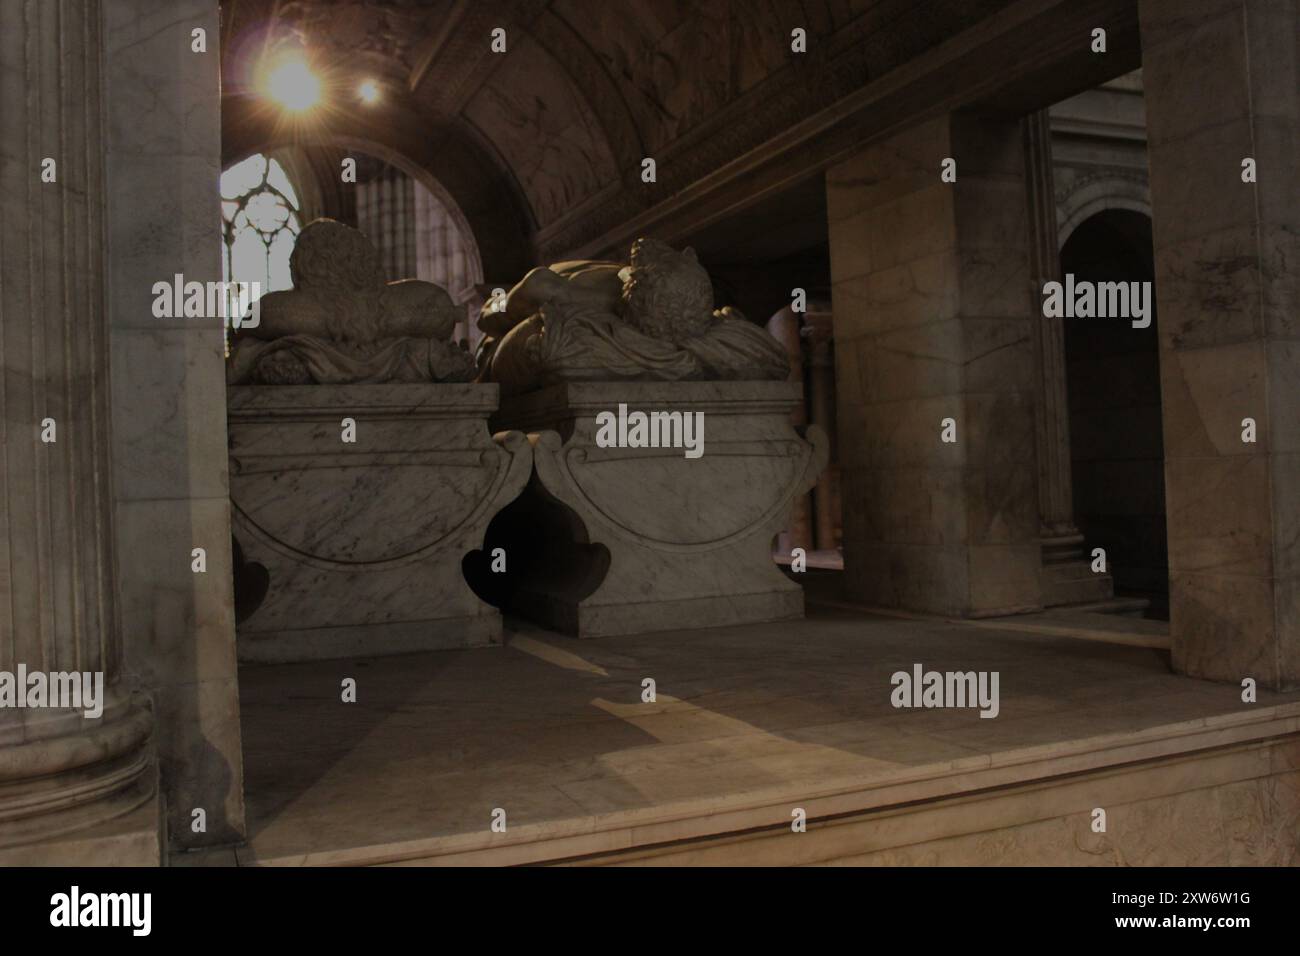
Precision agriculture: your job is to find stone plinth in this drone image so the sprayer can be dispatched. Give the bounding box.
[492,381,828,638]
[228,383,531,662]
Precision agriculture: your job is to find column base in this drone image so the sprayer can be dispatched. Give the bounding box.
[0,786,162,866]
[1040,530,1085,564]
[0,688,159,862]
[1039,528,1115,607]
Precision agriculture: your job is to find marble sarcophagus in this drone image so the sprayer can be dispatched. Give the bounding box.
[491,381,828,638]
[472,237,829,638]
[228,382,531,661]
[223,218,531,662]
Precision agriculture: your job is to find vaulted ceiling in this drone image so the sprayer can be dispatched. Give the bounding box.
[220,0,1140,277]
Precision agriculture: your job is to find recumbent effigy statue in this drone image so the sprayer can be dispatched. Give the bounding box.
[227,218,476,385]
[476,237,789,393]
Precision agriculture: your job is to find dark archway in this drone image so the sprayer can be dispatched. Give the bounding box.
[1060,209,1168,616]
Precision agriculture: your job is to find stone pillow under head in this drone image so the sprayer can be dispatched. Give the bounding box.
[379,279,459,341]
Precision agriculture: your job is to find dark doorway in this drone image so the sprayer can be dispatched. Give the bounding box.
[1060,209,1168,616]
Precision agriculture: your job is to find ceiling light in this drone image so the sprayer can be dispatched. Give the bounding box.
[265,59,321,112]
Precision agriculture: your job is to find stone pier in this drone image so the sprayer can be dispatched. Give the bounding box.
[827,113,1043,617]
[1140,0,1300,687]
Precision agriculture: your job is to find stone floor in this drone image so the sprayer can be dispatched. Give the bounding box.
[191,595,1300,865]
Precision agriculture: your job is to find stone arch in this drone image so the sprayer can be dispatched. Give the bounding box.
[223,102,534,281]
[226,137,487,297]
[529,9,646,184]
[1057,174,1151,247]
[457,34,620,232]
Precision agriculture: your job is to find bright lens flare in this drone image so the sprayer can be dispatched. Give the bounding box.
[265,60,320,112]
[358,79,380,104]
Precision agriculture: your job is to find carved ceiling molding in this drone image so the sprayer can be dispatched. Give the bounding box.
[221,0,1138,270]
[225,0,440,84]
[535,0,1004,260]
[410,0,552,118]
[527,9,645,181]
[406,0,471,94]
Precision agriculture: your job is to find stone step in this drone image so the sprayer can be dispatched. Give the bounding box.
[220,705,1300,866]
[1065,596,1154,617]
[1040,560,1114,607]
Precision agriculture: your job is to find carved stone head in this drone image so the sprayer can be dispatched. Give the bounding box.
[287,219,385,342]
[289,218,384,292]
[619,238,715,343]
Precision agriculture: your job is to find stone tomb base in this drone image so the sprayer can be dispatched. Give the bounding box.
[491,381,828,638]
[228,384,532,662]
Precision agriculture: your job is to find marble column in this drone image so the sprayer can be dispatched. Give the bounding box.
[805,311,839,552]
[1139,0,1300,687]
[827,112,1043,616]
[767,306,814,555]
[0,0,158,862]
[1024,110,1082,552]
[1024,110,1115,607]
[359,166,420,281]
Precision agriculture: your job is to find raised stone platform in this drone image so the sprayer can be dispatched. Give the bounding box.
[210,605,1300,866]
[228,383,532,662]
[489,381,829,638]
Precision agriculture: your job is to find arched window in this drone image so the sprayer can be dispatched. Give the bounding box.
[221,153,301,297]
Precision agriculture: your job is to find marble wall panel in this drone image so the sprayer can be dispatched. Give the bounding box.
[1169,571,1279,680]
[1145,118,1272,246]
[1157,342,1268,458]
[856,320,968,404]
[1151,225,1267,351]
[464,36,618,226]
[850,543,972,616]
[103,155,224,332]
[963,464,1041,547]
[966,544,1043,615]
[1142,7,1253,148]
[824,118,948,215]
[1273,454,1300,579]
[851,467,969,547]
[1164,456,1275,578]
[854,253,964,336]
[957,252,1033,322]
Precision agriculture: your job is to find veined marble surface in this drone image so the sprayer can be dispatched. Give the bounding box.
[493,381,828,637]
[228,384,531,661]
